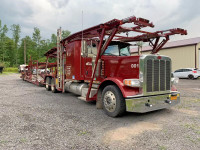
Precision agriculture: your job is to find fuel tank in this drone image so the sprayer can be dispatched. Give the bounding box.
[65,82,88,95]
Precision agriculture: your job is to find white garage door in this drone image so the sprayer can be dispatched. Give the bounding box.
[199,49,200,69]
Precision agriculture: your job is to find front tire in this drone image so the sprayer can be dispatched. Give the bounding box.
[45,77,51,91]
[102,85,126,117]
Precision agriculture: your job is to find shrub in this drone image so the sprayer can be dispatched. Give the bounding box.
[3,67,18,73]
[0,62,5,67]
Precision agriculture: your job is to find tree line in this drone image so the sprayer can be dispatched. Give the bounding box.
[0,19,70,67]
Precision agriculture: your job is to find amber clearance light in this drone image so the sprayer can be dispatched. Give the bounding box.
[123,79,141,87]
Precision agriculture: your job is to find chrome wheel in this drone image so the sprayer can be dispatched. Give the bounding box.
[51,78,57,93]
[45,77,51,91]
[45,82,48,89]
[103,91,116,112]
[51,83,55,91]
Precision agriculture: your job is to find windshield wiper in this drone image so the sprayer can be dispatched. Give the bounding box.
[120,53,128,56]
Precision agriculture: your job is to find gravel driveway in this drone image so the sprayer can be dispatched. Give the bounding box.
[0,74,200,150]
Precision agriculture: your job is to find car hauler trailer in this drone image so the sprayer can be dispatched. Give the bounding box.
[22,16,187,117]
[20,59,46,86]
[21,55,56,86]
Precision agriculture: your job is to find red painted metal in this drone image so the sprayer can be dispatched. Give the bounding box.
[103,55,140,77]
[65,41,84,80]
[99,77,140,97]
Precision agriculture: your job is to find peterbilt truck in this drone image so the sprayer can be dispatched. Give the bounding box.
[22,16,187,117]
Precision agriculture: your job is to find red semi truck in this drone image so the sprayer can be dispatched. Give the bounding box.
[21,16,187,117]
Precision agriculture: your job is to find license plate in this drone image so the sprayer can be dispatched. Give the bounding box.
[171,96,177,100]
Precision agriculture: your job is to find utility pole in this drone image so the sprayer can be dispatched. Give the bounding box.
[24,39,26,64]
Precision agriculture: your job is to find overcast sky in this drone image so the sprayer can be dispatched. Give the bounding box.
[0,0,200,41]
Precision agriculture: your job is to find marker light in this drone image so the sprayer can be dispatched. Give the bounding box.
[157,56,162,59]
[123,79,141,87]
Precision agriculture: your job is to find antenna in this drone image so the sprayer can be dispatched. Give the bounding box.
[82,10,83,41]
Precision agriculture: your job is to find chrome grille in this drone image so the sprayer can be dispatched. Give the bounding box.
[160,60,165,91]
[146,58,171,92]
[154,60,159,91]
[147,60,153,92]
[166,61,171,90]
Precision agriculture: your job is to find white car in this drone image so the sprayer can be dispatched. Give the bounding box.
[173,68,200,79]
[18,64,27,72]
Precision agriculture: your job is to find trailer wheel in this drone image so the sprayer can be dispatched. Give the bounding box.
[102,85,126,117]
[45,77,51,91]
[51,78,57,93]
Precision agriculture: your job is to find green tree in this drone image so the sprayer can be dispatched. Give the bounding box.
[11,24,21,65]
[18,36,37,64]
[0,20,8,62]
[0,19,71,67]
[62,30,70,39]
[51,33,57,44]
[32,27,41,59]
[4,37,15,66]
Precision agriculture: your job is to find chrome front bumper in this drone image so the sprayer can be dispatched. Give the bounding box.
[125,92,180,113]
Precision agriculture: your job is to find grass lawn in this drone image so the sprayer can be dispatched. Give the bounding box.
[0,67,19,75]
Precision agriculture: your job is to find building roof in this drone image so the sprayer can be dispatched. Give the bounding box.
[130,37,200,53]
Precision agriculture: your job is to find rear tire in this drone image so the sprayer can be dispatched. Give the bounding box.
[102,85,126,117]
[51,78,57,93]
[45,77,51,91]
[188,75,194,80]
[22,75,25,81]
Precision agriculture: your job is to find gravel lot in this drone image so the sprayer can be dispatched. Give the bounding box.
[0,74,200,150]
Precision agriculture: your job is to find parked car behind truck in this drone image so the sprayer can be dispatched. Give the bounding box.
[21,16,187,117]
[173,68,200,79]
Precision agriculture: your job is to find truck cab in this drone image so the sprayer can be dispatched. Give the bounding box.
[61,38,180,117]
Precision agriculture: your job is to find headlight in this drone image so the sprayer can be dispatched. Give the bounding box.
[171,77,179,85]
[123,79,142,87]
[139,71,143,83]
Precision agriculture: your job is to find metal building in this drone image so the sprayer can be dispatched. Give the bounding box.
[130,37,200,71]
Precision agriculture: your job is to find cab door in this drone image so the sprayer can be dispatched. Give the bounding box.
[84,57,92,78]
[81,40,97,80]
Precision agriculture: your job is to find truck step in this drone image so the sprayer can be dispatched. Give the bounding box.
[78,96,87,101]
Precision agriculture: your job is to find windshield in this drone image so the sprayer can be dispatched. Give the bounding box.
[104,45,119,56]
[103,45,130,56]
[120,46,130,56]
